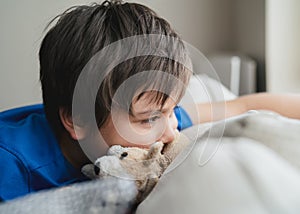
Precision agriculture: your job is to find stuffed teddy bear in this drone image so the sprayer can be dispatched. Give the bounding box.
[82,130,191,203]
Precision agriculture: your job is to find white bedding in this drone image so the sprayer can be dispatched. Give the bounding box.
[184,74,237,103]
[137,111,300,214]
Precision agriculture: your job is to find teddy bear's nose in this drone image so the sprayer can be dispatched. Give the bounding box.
[94,165,100,175]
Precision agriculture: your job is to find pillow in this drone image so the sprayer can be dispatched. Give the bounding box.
[178,74,237,124]
[180,74,237,105]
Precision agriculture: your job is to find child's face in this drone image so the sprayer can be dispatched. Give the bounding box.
[100,92,178,148]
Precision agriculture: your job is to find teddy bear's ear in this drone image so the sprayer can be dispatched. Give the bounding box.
[146,142,164,159]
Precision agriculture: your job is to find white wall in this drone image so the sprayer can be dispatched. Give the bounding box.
[0,0,93,111]
[136,0,234,53]
[266,0,300,92]
[233,0,265,62]
[231,0,266,92]
[0,0,236,111]
[1,0,271,111]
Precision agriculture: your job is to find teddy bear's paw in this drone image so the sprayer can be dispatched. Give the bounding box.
[136,175,159,203]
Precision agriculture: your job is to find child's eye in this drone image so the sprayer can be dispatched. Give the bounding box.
[140,116,160,124]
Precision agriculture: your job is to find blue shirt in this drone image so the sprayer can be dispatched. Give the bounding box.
[0,104,192,201]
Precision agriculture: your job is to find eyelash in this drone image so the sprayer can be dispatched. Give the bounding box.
[140,116,160,124]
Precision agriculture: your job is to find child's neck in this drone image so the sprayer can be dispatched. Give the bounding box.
[59,133,91,169]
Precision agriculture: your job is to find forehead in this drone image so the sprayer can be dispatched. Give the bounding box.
[131,92,176,114]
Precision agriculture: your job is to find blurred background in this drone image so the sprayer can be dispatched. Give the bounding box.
[0,0,299,111]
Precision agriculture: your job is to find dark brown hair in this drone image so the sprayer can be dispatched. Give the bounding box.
[39,0,191,137]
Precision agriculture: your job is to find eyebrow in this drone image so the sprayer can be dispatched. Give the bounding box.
[134,108,170,116]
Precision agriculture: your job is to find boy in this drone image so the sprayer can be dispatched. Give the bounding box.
[0,0,300,202]
[0,0,191,201]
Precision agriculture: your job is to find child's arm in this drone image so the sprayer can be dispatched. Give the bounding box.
[186,93,300,124]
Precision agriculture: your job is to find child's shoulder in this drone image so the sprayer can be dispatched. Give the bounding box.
[0,104,59,166]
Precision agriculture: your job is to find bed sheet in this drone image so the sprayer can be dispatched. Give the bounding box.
[137,111,300,214]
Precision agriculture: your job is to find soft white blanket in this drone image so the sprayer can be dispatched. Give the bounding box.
[137,111,300,214]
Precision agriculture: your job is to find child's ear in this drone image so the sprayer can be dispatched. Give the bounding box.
[59,108,86,140]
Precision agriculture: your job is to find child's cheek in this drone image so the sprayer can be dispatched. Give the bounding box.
[171,112,179,129]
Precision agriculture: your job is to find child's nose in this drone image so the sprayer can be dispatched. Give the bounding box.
[159,121,177,144]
